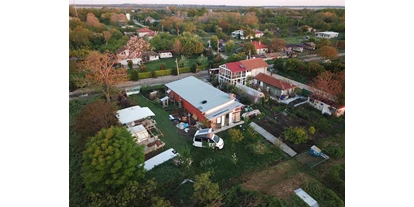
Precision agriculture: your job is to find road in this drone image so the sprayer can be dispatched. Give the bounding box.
[132,19,147,28]
[301,53,345,62]
[69,70,209,100]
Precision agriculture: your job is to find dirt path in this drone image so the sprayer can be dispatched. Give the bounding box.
[241,160,314,199]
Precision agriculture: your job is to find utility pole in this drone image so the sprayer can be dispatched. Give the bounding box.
[175,58,180,77]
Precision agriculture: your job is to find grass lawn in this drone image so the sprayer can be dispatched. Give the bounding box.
[130,94,287,206]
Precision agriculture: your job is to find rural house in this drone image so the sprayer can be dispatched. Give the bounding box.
[253,73,296,100]
[115,46,129,60]
[145,16,156,24]
[137,27,154,37]
[165,76,244,131]
[218,58,268,85]
[315,31,339,39]
[246,41,269,55]
[231,29,263,39]
[158,50,173,59]
[141,51,160,62]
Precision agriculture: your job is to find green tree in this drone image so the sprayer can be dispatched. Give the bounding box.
[242,43,257,56]
[191,64,197,73]
[70,26,92,49]
[149,33,173,51]
[210,35,219,50]
[179,55,189,67]
[82,126,145,193]
[283,127,308,144]
[127,60,133,70]
[131,70,139,81]
[316,38,331,49]
[196,54,208,66]
[89,179,174,207]
[317,46,338,60]
[224,39,236,55]
[193,172,221,207]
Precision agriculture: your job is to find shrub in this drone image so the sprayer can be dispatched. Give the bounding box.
[172,66,177,75]
[193,172,221,206]
[323,146,345,158]
[283,127,308,144]
[140,64,147,72]
[308,126,316,135]
[178,67,191,74]
[151,70,157,78]
[138,72,152,79]
[191,63,197,73]
[127,60,133,70]
[159,63,166,70]
[229,128,244,143]
[131,70,139,81]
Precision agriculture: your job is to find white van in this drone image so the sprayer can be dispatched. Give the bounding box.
[193,128,224,150]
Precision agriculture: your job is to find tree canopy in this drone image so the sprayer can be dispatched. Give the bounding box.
[82,126,145,193]
[80,51,128,102]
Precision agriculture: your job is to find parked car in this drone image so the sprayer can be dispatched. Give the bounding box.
[193,128,224,149]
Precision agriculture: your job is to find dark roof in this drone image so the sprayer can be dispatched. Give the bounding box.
[115,46,127,54]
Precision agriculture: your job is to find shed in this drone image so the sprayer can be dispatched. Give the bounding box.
[235,83,265,103]
[294,188,319,207]
[127,125,150,143]
[160,96,169,107]
[116,106,155,125]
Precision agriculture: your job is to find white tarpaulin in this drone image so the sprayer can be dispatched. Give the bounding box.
[144,148,178,171]
[294,188,319,207]
[116,106,155,124]
[127,125,150,143]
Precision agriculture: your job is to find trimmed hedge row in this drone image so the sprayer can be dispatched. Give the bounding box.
[131,65,207,81]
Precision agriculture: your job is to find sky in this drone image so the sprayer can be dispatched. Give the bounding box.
[69,0,345,6]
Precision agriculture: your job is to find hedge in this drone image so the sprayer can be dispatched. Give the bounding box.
[155,69,172,77]
[178,67,191,74]
[136,67,193,80]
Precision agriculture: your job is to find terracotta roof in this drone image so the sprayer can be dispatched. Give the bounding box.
[250,41,269,49]
[115,46,127,54]
[146,31,156,37]
[225,61,246,73]
[137,27,153,33]
[225,58,268,73]
[254,73,296,90]
[239,58,268,70]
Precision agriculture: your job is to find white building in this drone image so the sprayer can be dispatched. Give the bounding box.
[218,58,268,85]
[315,31,339,39]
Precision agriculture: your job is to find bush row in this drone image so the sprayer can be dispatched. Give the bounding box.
[129,64,207,81]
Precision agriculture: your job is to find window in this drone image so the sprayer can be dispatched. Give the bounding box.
[195,137,202,142]
[217,117,221,124]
